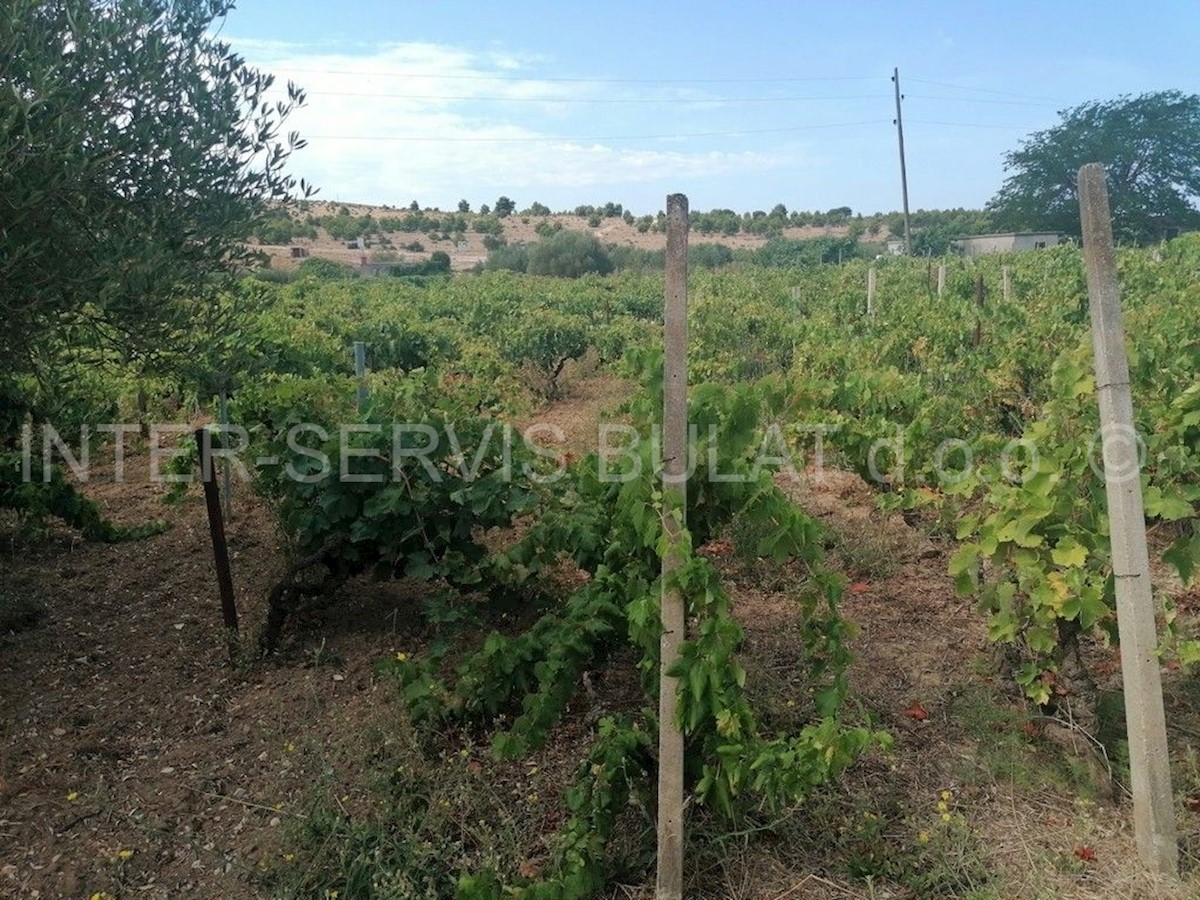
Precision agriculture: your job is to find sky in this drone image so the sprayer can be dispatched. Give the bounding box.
[220,0,1200,216]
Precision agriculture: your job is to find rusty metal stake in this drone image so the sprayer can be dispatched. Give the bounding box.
[195,428,240,662]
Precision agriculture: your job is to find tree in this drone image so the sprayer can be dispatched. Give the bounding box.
[457,199,471,213]
[494,196,516,218]
[988,92,1200,243]
[0,0,309,400]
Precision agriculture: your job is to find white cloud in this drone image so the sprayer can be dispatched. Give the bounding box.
[227,39,811,210]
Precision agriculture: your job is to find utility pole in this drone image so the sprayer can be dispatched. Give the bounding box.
[892,67,912,255]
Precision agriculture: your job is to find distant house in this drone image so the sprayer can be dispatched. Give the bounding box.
[290,246,309,258]
[885,239,905,256]
[951,232,1065,256]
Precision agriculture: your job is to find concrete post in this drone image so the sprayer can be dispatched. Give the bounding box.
[867,267,877,316]
[937,264,946,299]
[1078,162,1178,877]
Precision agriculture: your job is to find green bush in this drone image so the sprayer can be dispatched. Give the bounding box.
[754,235,860,268]
[251,267,296,284]
[297,257,358,280]
[473,215,504,236]
[389,252,451,277]
[527,230,613,278]
[501,312,591,397]
[484,243,530,273]
[607,245,664,273]
[253,213,316,245]
[689,243,734,269]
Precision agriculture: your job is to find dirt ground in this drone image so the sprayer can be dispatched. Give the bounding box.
[3,374,1199,899]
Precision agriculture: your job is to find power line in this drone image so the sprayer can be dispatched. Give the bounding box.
[906,93,1061,108]
[302,119,889,143]
[906,119,1039,130]
[272,67,883,85]
[276,88,891,104]
[905,76,1067,104]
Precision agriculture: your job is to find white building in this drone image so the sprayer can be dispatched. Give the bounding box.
[951,232,1065,256]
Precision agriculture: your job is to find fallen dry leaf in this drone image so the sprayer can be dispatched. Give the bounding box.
[517,859,541,879]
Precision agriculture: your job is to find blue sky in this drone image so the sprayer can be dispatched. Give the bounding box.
[223,1,1200,216]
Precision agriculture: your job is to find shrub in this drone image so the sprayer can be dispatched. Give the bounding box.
[754,236,859,268]
[527,230,613,278]
[689,243,734,269]
[297,257,358,279]
[484,244,530,273]
[607,245,664,273]
[502,312,590,398]
[473,215,504,236]
[389,252,451,277]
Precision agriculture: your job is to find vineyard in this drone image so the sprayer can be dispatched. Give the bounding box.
[4,238,1200,899]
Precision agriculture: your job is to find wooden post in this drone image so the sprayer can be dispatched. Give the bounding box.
[867,266,877,316]
[974,273,986,308]
[1002,265,1012,303]
[354,341,368,412]
[195,428,240,663]
[656,192,688,900]
[937,263,946,299]
[1078,162,1178,876]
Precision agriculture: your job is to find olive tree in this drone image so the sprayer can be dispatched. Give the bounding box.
[0,0,311,399]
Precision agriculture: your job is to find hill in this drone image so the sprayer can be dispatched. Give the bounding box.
[253,200,862,274]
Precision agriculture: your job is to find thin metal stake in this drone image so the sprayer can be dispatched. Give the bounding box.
[195,428,240,662]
